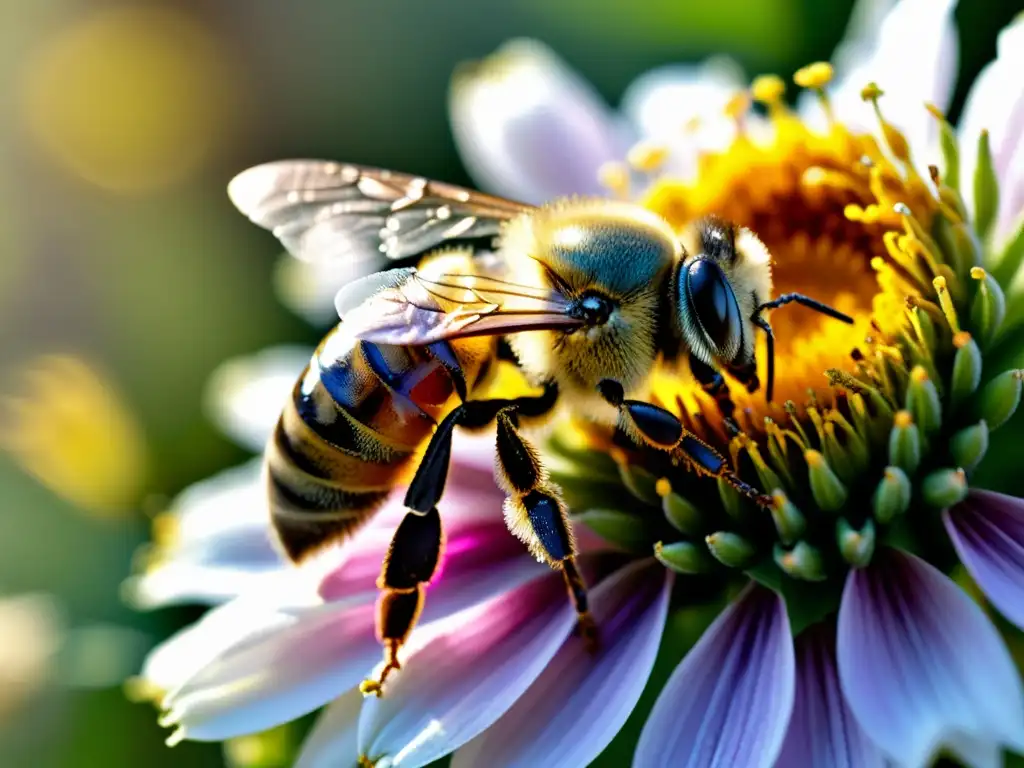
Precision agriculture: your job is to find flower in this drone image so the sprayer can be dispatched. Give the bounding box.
[135,1,1024,766]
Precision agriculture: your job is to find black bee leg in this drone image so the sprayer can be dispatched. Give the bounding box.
[362,382,563,695]
[492,408,597,651]
[598,379,772,507]
[688,354,742,435]
[360,506,443,697]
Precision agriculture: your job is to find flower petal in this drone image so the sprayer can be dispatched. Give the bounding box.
[944,488,1024,630]
[357,571,578,767]
[837,547,1024,766]
[619,58,746,180]
[275,254,363,327]
[449,38,626,204]
[819,0,958,153]
[957,16,1024,241]
[293,688,364,768]
[205,346,311,453]
[775,623,887,768]
[634,583,795,768]
[452,559,671,768]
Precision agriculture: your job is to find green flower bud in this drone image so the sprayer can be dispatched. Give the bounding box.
[977,369,1024,430]
[654,540,714,574]
[905,366,942,437]
[873,466,911,524]
[660,484,703,535]
[774,541,826,582]
[927,103,959,190]
[949,420,988,473]
[990,217,1024,287]
[921,468,968,508]
[577,509,652,553]
[805,450,848,512]
[973,129,999,243]
[617,462,660,506]
[888,411,922,474]
[717,476,747,523]
[837,518,876,567]
[769,489,805,546]
[950,332,982,410]
[969,267,1006,347]
[705,531,756,568]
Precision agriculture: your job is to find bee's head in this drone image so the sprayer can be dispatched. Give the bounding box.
[503,201,678,393]
[674,220,772,372]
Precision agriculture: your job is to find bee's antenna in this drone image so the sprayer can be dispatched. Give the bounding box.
[753,293,853,404]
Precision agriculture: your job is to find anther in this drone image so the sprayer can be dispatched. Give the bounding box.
[597,161,630,200]
[794,62,834,89]
[751,75,786,109]
[627,140,669,174]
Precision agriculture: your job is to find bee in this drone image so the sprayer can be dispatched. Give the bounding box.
[228,160,852,694]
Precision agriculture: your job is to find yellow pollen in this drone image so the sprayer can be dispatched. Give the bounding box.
[597,161,630,199]
[627,140,669,173]
[860,82,884,102]
[655,477,672,497]
[804,449,824,468]
[894,410,914,428]
[770,490,786,509]
[782,552,796,568]
[609,447,627,465]
[910,366,930,384]
[953,331,973,349]
[883,468,900,483]
[794,62,834,90]
[751,75,786,105]
[150,511,178,546]
[970,266,987,280]
[724,91,752,121]
[951,468,967,487]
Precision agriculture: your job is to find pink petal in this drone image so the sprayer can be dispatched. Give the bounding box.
[775,624,887,768]
[356,569,579,767]
[944,488,1024,630]
[837,548,1024,766]
[449,38,626,204]
[634,583,795,768]
[452,559,671,768]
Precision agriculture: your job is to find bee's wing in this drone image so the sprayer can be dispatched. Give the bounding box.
[227,160,533,265]
[335,267,584,346]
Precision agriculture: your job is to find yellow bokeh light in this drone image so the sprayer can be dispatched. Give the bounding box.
[1,355,148,517]
[21,6,237,193]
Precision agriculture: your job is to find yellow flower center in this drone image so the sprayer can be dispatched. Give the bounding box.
[637,74,938,425]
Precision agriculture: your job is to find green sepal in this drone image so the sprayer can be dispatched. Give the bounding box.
[921,468,968,508]
[717,476,747,523]
[873,466,911,524]
[934,108,960,191]
[662,490,704,536]
[905,369,942,437]
[617,462,661,506]
[990,216,1024,287]
[950,336,983,410]
[774,541,826,582]
[888,416,922,474]
[705,531,756,569]
[769,490,806,546]
[806,451,848,512]
[970,269,1007,347]
[576,508,655,553]
[973,130,1000,244]
[837,518,876,567]
[976,369,1023,430]
[654,540,715,574]
[949,421,989,473]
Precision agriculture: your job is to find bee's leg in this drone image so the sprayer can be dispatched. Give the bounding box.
[490,407,597,651]
[688,353,742,436]
[362,382,562,694]
[360,505,443,698]
[597,379,771,506]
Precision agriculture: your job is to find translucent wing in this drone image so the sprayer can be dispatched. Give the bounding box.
[334,267,584,346]
[227,160,533,266]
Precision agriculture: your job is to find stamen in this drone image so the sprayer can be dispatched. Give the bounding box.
[932,276,961,333]
[627,140,669,174]
[597,161,630,200]
[724,91,752,133]
[751,74,787,119]
[794,62,835,123]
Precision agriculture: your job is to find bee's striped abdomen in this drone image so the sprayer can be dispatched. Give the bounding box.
[266,329,458,562]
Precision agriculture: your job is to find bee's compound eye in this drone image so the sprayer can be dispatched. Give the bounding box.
[684,259,741,355]
[573,292,614,326]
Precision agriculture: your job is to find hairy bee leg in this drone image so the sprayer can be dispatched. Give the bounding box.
[688,353,741,436]
[597,379,772,507]
[493,410,597,651]
[360,506,443,698]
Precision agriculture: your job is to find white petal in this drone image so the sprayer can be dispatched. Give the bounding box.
[205,346,312,452]
[357,571,577,767]
[619,58,746,180]
[275,254,363,327]
[452,559,670,768]
[958,16,1024,240]
[449,38,626,204]
[822,0,958,153]
[294,688,364,768]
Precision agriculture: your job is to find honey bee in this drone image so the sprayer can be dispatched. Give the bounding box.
[228,160,852,693]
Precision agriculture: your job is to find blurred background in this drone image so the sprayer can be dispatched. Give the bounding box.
[0,1,1021,766]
